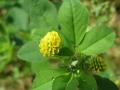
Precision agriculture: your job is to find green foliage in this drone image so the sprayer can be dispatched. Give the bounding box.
[78,71,97,90]
[0,24,13,72]
[8,7,28,30]
[53,74,79,90]
[17,0,117,90]
[0,0,31,81]
[32,60,67,89]
[23,0,58,29]
[77,25,115,55]
[32,81,53,90]
[17,40,44,62]
[94,75,119,90]
[58,0,88,48]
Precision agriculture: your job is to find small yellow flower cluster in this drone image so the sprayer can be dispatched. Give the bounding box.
[39,31,61,56]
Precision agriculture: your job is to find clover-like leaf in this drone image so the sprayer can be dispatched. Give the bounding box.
[8,7,28,30]
[58,0,88,51]
[23,0,58,29]
[94,75,119,90]
[32,60,67,89]
[77,25,115,55]
[32,80,53,90]
[78,71,97,90]
[17,40,45,62]
[52,74,79,90]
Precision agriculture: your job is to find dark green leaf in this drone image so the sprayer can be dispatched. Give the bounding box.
[94,75,119,90]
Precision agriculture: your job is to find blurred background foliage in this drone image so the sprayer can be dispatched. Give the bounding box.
[0,0,120,90]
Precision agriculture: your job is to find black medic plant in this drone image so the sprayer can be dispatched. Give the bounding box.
[18,0,118,90]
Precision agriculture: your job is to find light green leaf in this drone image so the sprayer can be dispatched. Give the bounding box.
[8,7,28,30]
[58,0,88,47]
[52,75,70,90]
[17,40,45,62]
[23,0,58,29]
[0,24,13,73]
[32,80,53,90]
[77,26,115,55]
[65,75,79,90]
[78,71,97,90]
[32,60,67,89]
[52,74,79,90]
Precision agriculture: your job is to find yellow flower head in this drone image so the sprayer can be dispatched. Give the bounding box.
[39,31,61,56]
